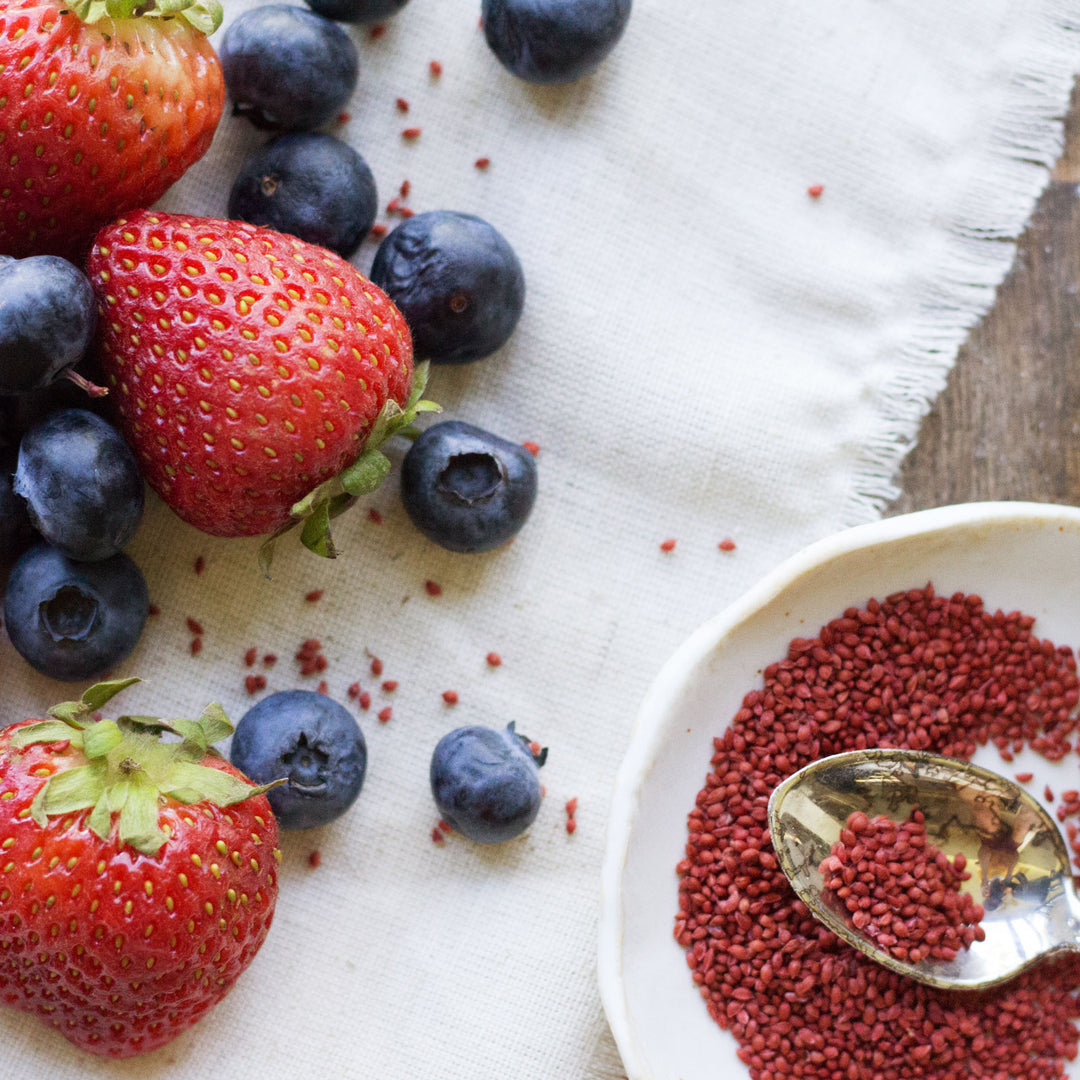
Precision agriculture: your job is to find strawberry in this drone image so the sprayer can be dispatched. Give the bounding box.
[0,0,225,261]
[0,678,280,1058]
[88,209,435,564]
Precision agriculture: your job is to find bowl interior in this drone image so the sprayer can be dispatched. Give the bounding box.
[599,503,1080,1080]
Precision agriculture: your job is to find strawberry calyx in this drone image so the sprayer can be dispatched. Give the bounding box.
[65,0,223,35]
[258,360,441,575]
[10,677,281,856]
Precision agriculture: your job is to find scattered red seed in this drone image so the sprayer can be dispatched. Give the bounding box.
[474,157,491,170]
[486,651,502,667]
[659,538,676,553]
[386,196,401,214]
[396,96,409,112]
[185,617,204,636]
[148,603,161,617]
[263,653,277,667]
[370,656,383,676]
[189,637,202,656]
[316,680,328,695]
[399,207,414,219]
[370,224,388,239]
[244,646,258,667]
[676,584,1080,1078]
[369,22,385,38]
[368,507,383,524]
[431,827,445,844]
[296,638,327,677]
[337,112,350,124]
[1015,772,1034,782]
[1047,784,1056,802]
[308,850,322,868]
[521,440,539,456]
[566,818,577,835]
[807,183,824,198]
[437,820,452,833]
[429,59,442,76]
[529,741,541,756]
[193,555,205,575]
[565,798,578,817]
[442,690,458,705]
[718,537,737,552]
[305,589,324,603]
[244,674,266,695]
[399,179,411,199]
[359,691,372,711]
[378,706,393,723]
[381,680,398,692]
[424,580,442,597]
[402,127,421,140]
[348,682,361,700]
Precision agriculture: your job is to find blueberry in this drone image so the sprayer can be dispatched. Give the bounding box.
[401,420,537,553]
[4,543,149,681]
[14,409,144,562]
[430,722,545,844]
[0,454,33,564]
[369,211,525,365]
[0,255,96,394]
[230,690,367,829]
[220,6,360,132]
[303,0,407,23]
[481,0,631,84]
[228,134,378,258]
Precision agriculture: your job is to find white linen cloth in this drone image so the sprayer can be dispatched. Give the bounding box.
[3,1,1080,1076]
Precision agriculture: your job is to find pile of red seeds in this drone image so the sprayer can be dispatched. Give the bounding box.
[819,808,985,965]
[675,585,1080,1079]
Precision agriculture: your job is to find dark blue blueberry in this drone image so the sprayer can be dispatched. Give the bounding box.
[303,0,407,23]
[220,6,360,132]
[0,454,34,565]
[14,409,144,563]
[481,0,631,84]
[230,690,367,829]
[430,722,545,844]
[401,420,537,553]
[369,211,525,365]
[228,134,378,258]
[0,255,96,394]
[3,543,149,681]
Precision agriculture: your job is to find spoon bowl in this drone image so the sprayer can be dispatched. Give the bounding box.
[768,748,1080,990]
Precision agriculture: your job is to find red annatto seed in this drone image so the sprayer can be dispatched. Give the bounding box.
[522,440,539,456]
[368,507,383,524]
[396,97,409,112]
[347,682,361,700]
[337,112,350,125]
[370,224,388,239]
[486,652,502,667]
[718,538,737,552]
[316,680,328,695]
[370,656,383,676]
[807,184,824,198]
[437,820,452,833]
[1015,772,1034,782]
[378,706,392,723]
[660,538,677,552]
[186,617,204,636]
[565,797,578,817]
[399,179,411,199]
[263,653,277,667]
[1047,785,1056,801]
[425,580,442,597]
[677,584,1080,1078]
[369,23,385,38]
[189,637,202,656]
[314,655,328,672]
[193,555,205,575]
[244,674,266,695]
[475,157,491,170]
[429,60,442,76]
[382,680,398,692]
[359,692,371,711]
[402,127,421,140]
[431,827,445,844]
[442,690,458,705]
[308,851,321,868]
[529,741,541,756]
[244,646,258,667]
[399,207,414,219]
[386,197,401,214]
[566,819,577,835]
[148,603,161,617]
[305,589,324,603]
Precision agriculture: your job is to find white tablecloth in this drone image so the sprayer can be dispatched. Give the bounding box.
[3,1,1080,1076]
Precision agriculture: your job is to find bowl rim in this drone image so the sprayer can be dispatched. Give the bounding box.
[596,499,1080,1079]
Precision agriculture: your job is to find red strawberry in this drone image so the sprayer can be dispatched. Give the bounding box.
[88,210,433,562]
[0,678,280,1058]
[0,0,225,261]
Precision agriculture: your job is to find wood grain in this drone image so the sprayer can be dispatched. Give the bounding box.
[888,83,1080,515]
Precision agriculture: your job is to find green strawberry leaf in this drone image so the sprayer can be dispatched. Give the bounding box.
[72,0,223,33]
[10,721,85,750]
[259,361,439,575]
[165,761,283,806]
[82,719,124,760]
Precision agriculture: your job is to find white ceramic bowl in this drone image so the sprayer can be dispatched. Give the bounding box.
[598,501,1080,1080]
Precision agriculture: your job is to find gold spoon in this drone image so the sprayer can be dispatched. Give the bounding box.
[767,748,1080,990]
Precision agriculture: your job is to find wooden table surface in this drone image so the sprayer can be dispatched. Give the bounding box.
[889,84,1080,515]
